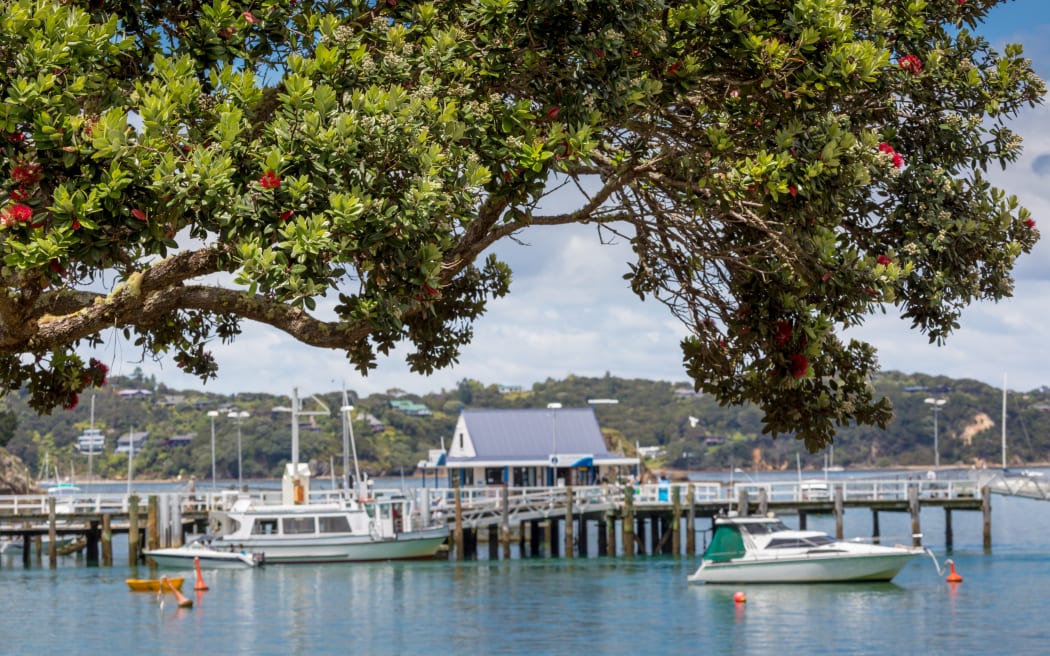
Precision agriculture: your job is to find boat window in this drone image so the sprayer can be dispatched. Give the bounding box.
[767,535,836,549]
[319,515,352,533]
[251,518,279,535]
[741,520,790,535]
[282,517,316,535]
[379,504,392,519]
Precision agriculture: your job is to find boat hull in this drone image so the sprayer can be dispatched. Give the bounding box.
[213,527,449,564]
[144,547,260,569]
[688,551,920,584]
[126,577,184,592]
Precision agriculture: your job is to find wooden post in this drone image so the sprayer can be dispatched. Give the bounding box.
[86,520,99,565]
[548,519,559,558]
[871,509,880,544]
[833,485,844,540]
[454,484,464,561]
[798,511,807,530]
[128,495,140,566]
[529,519,541,557]
[597,516,608,556]
[637,515,648,556]
[46,495,57,568]
[737,489,749,517]
[564,485,574,558]
[487,524,499,560]
[944,508,954,552]
[577,516,589,557]
[606,513,617,557]
[500,484,511,560]
[671,486,681,556]
[102,515,112,566]
[623,486,635,558]
[147,495,160,552]
[686,484,696,556]
[982,485,992,552]
[908,485,921,547]
[757,487,768,516]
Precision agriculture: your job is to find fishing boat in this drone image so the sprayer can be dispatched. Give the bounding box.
[205,388,449,564]
[126,577,185,592]
[144,536,263,569]
[687,515,923,584]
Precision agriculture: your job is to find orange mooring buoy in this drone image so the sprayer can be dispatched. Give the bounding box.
[193,556,209,591]
[945,559,963,583]
[163,576,194,608]
[733,591,747,604]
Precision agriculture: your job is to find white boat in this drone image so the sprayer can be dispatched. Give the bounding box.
[144,536,263,569]
[205,387,448,564]
[688,515,923,584]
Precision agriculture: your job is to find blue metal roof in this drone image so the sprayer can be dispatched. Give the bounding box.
[459,408,613,458]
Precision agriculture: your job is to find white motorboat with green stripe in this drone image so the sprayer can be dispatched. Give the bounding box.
[688,515,923,584]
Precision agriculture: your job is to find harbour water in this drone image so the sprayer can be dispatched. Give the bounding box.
[3,475,1049,655]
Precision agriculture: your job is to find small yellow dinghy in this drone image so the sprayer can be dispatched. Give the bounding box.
[126,576,185,592]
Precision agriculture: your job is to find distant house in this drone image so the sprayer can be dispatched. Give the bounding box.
[442,407,639,487]
[155,394,186,407]
[163,433,196,448]
[114,430,149,454]
[498,385,523,395]
[673,386,703,399]
[363,413,386,433]
[388,399,432,416]
[118,389,153,400]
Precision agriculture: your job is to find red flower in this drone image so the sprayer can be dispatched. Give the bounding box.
[789,354,808,379]
[11,163,41,185]
[788,185,798,197]
[667,61,682,76]
[131,208,147,221]
[1025,218,1036,228]
[774,320,792,348]
[259,170,282,189]
[892,152,904,168]
[898,54,923,75]
[63,393,79,411]
[72,219,81,230]
[546,106,561,120]
[878,143,904,169]
[8,133,24,143]
[878,142,895,155]
[9,203,32,222]
[593,48,605,58]
[876,254,892,266]
[423,283,440,296]
[242,11,258,24]
[280,209,295,221]
[10,186,27,201]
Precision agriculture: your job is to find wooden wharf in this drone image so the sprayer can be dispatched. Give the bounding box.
[0,474,1014,566]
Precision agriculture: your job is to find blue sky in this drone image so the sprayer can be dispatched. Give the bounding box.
[107,1,1050,401]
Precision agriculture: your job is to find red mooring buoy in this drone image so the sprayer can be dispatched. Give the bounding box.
[945,559,963,583]
[733,591,747,603]
[193,556,209,591]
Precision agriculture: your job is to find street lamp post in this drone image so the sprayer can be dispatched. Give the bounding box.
[547,403,562,486]
[228,410,250,489]
[207,410,219,490]
[924,397,947,468]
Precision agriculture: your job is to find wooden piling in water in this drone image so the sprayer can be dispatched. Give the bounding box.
[871,509,881,544]
[548,519,559,558]
[982,485,992,551]
[637,515,648,556]
[102,514,112,566]
[622,487,635,558]
[737,489,749,517]
[671,486,681,555]
[147,495,159,552]
[606,513,617,556]
[564,485,574,559]
[454,484,464,561]
[500,485,511,560]
[47,496,57,568]
[488,524,499,560]
[529,519,541,557]
[597,516,608,556]
[908,485,921,546]
[757,487,768,516]
[944,508,954,551]
[128,495,140,566]
[834,485,844,540]
[686,484,696,556]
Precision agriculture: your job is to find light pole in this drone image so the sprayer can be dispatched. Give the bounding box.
[228,410,250,489]
[925,398,947,468]
[547,403,562,486]
[207,410,219,490]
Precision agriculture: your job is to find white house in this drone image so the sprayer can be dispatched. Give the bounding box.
[114,430,149,454]
[442,408,639,487]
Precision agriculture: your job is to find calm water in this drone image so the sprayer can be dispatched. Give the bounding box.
[3,480,1049,655]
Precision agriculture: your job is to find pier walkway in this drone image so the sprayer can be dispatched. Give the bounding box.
[1,471,1038,565]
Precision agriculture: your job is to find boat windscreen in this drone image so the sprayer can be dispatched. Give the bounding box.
[740,520,791,535]
[703,525,746,562]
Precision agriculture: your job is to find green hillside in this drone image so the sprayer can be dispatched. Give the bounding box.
[2,370,1047,482]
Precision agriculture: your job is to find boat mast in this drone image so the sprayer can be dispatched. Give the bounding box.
[1002,373,1007,470]
[341,386,362,498]
[88,394,95,485]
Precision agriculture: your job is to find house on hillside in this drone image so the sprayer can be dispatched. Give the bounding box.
[441,407,639,487]
[114,430,149,454]
[163,433,196,448]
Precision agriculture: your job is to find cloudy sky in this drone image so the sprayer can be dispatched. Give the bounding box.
[101,1,1050,401]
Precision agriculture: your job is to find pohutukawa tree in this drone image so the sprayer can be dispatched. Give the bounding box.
[0,0,1042,450]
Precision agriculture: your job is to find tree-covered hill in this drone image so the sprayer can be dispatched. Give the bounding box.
[2,370,1048,482]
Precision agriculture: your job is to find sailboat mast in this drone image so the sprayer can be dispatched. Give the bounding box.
[291,387,300,467]
[1002,373,1007,470]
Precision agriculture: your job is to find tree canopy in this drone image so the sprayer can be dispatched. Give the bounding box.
[0,0,1043,450]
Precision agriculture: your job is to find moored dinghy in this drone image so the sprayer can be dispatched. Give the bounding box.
[688,515,923,584]
[144,535,263,568]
